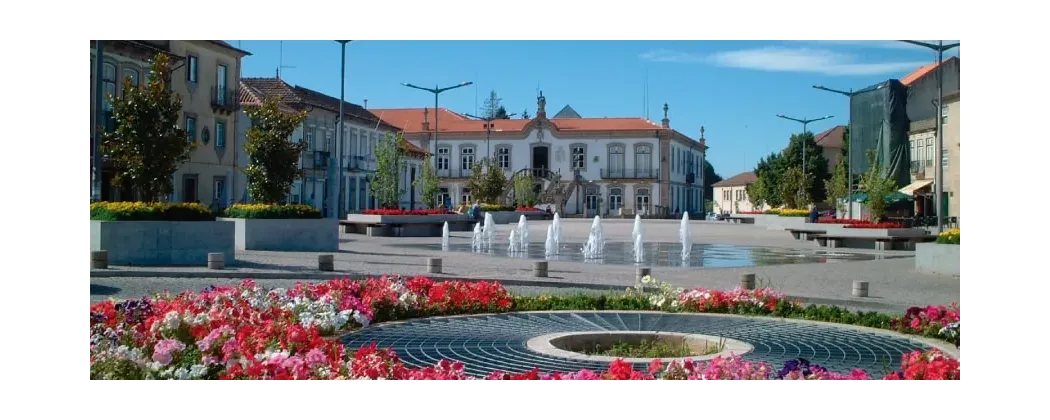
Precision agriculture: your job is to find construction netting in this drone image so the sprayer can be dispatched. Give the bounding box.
[848,79,911,188]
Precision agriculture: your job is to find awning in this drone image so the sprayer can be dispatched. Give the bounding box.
[899,179,934,196]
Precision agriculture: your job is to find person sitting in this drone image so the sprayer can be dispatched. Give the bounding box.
[809,205,819,223]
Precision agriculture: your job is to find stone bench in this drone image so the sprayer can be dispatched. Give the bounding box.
[339,220,475,237]
[786,228,826,241]
[724,216,755,224]
[811,234,937,251]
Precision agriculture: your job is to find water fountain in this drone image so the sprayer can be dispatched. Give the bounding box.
[544,225,557,258]
[581,216,605,260]
[482,213,497,250]
[508,229,520,254]
[551,213,562,252]
[633,228,645,264]
[441,222,450,251]
[517,215,529,251]
[680,212,693,262]
[471,222,483,252]
[632,214,642,242]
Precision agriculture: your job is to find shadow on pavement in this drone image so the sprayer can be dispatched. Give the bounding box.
[90,284,122,296]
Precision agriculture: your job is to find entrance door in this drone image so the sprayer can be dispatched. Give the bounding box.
[585,186,599,216]
[532,146,549,175]
[183,175,198,203]
[410,166,417,209]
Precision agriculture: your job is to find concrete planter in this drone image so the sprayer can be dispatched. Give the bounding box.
[916,243,960,276]
[219,217,338,252]
[836,227,930,238]
[346,214,471,224]
[488,211,547,224]
[765,216,807,230]
[90,220,234,266]
[344,213,475,237]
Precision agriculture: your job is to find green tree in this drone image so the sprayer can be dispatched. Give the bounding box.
[100,53,193,202]
[371,133,405,208]
[754,152,786,207]
[481,90,509,119]
[745,176,768,210]
[242,98,308,203]
[703,161,723,203]
[781,132,830,203]
[860,149,898,222]
[414,153,440,208]
[513,171,537,206]
[466,157,506,203]
[824,158,850,214]
[779,166,810,209]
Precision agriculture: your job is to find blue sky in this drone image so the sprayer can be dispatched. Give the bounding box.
[228,40,957,178]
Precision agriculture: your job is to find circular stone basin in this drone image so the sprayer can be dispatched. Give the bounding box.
[527,331,754,364]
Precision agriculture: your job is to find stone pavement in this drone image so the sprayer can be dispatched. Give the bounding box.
[90,219,959,312]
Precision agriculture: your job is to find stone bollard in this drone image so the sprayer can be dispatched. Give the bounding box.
[427,257,442,274]
[207,253,225,270]
[533,261,548,278]
[852,281,869,298]
[90,250,109,269]
[740,273,756,290]
[318,254,334,272]
[636,267,651,282]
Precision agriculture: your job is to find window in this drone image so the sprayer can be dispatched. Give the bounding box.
[723,190,730,201]
[634,144,652,178]
[571,145,586,170]
[437,188,451,208]
[350,130,359,157]
[187,55,198,83]
[102,63,117,107]
[305,128,315,151]
[216,64,228,105]
[635,188,651,211]
[370,132,377,158]
[461,146,475,171]
[671,149,676,172]
[916,140,925,166]
[215,120,226,148]
[609,188,623,211]
[941,104,949,124]
[925,138,934,166]
[585,186,599,211]
[214,179,226,200]
[461,188,472,205]
[608,144,626,177]
[437,147,450,171]
[185,116,197,143]
[123,68,139,88]
[497,146,511,169]
[942,148,949,168]
[910,140,916,163]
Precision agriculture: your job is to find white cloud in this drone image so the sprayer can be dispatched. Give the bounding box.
[808,40,960,51]
[639,46,932,76]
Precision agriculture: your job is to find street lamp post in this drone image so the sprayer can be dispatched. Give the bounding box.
[465,112,518,158]
[812,86,856,218]
[401,81,473,156]
[775,114,833,181]
[899,40,960,233]
[329,40,351,220]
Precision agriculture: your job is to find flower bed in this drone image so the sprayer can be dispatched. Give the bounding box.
[738,211,765,215]
[362,208,453,216]
[224,203,321,219]
[90,276,959,380]
[90,201,215,221]
[936,228,960,244]
[844,222,905,229]
[777,209,809,217]
[817,218,870,225]
[516,206,543,212]
[480,204,515,212]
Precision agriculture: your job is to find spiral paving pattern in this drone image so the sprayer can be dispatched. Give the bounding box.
[340,312,933,377]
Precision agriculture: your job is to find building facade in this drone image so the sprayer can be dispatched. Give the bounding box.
[902,91,960,220]
[712,171,763,214]
[374,94,708,216]
[237,78,424,216]
[90,40,250,209]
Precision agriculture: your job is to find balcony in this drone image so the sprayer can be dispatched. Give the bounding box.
[312,151,330,169]
[685,172,696,184]
[210,86,239,115]
[600,168,659,179]
[347,155,371,172]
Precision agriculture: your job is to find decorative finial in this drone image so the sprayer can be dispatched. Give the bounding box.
[423,107,429,122]
[700,126,705,138]
[663,103,669,119]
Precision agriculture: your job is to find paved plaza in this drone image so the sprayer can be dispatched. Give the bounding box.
[90,218,959,312]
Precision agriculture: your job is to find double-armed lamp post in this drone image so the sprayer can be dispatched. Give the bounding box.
[401,81,473,156]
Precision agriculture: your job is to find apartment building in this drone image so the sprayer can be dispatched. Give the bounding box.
[89,40,250,209]
[712,171,762,214]
[903,91,960,218]
[374,94,708,216]
[237,78,424,216]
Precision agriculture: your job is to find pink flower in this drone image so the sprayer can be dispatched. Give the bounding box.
[152,339,186,366]
[305,348,327,367]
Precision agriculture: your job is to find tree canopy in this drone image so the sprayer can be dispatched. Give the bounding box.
[242,97,308,204]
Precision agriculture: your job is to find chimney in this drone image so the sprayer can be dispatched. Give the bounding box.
[536,91,547,119]
[661,103,670,128]
[421,107,430,132]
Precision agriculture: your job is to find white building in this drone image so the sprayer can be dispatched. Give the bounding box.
[373,93,709,216]
[712,171,764,214]
[237,78,424,215]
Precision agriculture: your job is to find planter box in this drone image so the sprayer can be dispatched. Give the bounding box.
[916,243,960,276]
[488,211,547,224]
[219,218,338,252]
[90,220,234,266]
[343,214,475,237]
[346,214,471,225]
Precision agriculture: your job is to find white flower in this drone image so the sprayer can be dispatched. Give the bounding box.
[163,311,181,329]
[188,364,209,379]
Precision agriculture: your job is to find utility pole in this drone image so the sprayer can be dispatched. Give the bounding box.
[465,112,517,158]
[330,40,351,220]
[775,114,833,185]
[401,81,473,156]
[899,40,960,233]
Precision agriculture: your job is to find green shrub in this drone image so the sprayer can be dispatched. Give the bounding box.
[223,204,322,219]
[90,202,215,221]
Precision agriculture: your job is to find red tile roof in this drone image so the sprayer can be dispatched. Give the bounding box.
[372,108,667,134]
[900,57,958,86]
[814,125,846,149]
[712,171,757,188]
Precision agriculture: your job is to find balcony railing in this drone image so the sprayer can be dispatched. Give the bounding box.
[347,155,371,172]
[210,86,239,114]
[600,167,659,179]
[910,160,925,175]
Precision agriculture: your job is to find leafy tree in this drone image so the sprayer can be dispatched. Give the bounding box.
[824,158,850,214]
[495,105,510,119]
[860,149,898,222]
[702,160,723,203]
[745,176,768,210]
[754,152,786,207]
[781,132,830,203]
[513,171,537,207]
[242,97,308,203]
[100,53,193,202]
[371,133,405,208]
[779,166,810,209]
[414,153,440,209]
[465,157,506,203]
